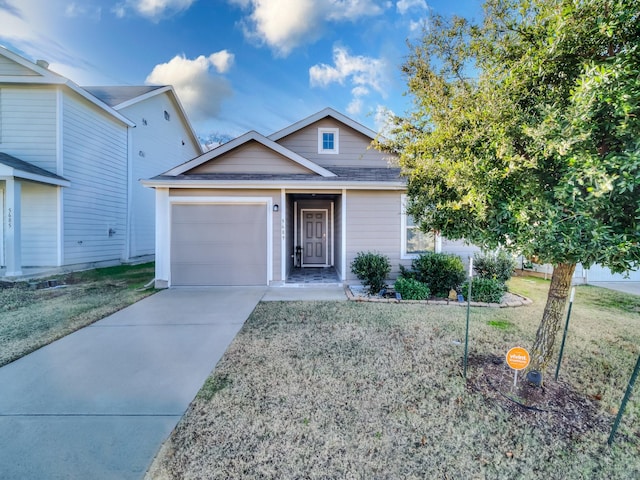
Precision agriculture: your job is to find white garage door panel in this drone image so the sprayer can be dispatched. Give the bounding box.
[587,264,640,282]
[171,203,268,286]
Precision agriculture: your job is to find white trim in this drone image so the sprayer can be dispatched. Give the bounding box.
[268,107,377,141]
[318,128,339,155]
[401,194,436,259]
[300,208,330,267]
[166,196,273,286]
[141,179,404,190]
[341,189,347,280]
[280,188,286,282]
[124,126,133,261]
[56,186,63,266]
[330,201,335,266]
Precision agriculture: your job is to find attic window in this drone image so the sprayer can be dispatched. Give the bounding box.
[164,110,170,121]
[318,128,339,154]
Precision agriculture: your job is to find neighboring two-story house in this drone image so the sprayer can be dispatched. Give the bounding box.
[143,108,478,287]
[0,46,201,277]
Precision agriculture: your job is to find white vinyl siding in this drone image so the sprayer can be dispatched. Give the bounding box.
[345,190,407,281]
[0,87,57,172]
[189,141,313,175]
[21,182,58,266]
[120,93,201,257]
[0,56,40,76]
[277,118,393,168]
[61,93,129,264]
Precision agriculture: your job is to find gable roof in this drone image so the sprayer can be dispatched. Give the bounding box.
[164,130,336,177]
[268,107,377,141]
[82,86,165,107]
[83,85,203,154]
[0,152,70,187]
[0,46,135,127]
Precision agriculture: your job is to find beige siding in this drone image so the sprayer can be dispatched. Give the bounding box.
[0,87,57,172]
[345,190,408,281]
[189,141,314,175]
[276,118,395,168]
[0,56,39,76]
[169,188,283,282]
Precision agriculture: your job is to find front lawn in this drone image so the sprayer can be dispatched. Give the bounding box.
[146,276,640,479]
[0,263,156,366]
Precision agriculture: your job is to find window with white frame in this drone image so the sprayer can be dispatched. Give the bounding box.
[318,128,339,154]
[401,195,436,258]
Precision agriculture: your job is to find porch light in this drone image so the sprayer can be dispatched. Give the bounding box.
[273,204,279,212]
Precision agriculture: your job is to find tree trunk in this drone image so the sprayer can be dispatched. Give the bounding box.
[530,262,577,376]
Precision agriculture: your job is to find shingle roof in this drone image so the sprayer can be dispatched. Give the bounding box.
[0,152,69,183]
[149,167,405,184]
[83,86,165,107]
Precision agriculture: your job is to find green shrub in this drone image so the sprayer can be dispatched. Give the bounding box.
[351,252,391,294]
[394,277,431,300]
[461,277,507,303]
[405,252,466,297]
[473,250,516,283]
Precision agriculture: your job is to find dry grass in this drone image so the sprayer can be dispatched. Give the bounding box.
[0,263,156,366]
[147,276,640,479]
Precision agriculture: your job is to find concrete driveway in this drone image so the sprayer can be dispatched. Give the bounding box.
[0,286,267,480]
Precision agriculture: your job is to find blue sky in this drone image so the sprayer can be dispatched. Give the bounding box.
[0,0,482,142]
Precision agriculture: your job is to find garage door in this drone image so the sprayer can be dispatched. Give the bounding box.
[171,203,268,286]
[586,264,640,282]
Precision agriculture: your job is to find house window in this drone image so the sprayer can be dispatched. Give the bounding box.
[401,195,436,258]
[318,128,339,154]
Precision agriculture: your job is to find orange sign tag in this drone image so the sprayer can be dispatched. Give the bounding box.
[506,347,530,370]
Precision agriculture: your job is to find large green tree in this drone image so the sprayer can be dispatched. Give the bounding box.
[378,0,640,376]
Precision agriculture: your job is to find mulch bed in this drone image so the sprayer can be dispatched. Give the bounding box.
[465,353,613,441]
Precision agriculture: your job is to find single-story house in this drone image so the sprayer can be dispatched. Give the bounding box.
[0,46,202,277]
[143,108,479,287]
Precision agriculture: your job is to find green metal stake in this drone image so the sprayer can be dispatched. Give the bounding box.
[608,353,640,446]
[555,286,575,381]
[463,257,473,379]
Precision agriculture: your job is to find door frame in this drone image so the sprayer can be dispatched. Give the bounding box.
[299,207,332,267]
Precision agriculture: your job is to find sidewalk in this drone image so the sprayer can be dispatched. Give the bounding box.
[0,287,266,480]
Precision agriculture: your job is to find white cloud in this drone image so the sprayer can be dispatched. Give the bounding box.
[309,46,388,97]
[64,3,102,20]
[347,97,363,116]
[114,0,196,21]
[145,53,234,122]
[230,0,388,56]
[208,50,235,74]
[396,0,427,15]
[374,104,395,136]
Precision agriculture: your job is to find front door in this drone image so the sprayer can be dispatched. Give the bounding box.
[302,209,327,266]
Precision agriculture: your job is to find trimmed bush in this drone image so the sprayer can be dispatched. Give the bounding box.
[473,250,516,283]
[461,277,507,303]
[394,277,430,300]
[406,252,466,298]
[351,251,391,294]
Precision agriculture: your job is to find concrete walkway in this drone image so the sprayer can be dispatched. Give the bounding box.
[0,286,268,480]
[588,282,640,296]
